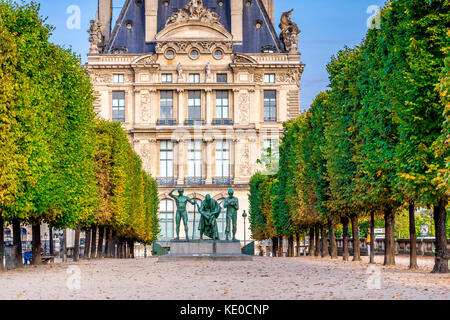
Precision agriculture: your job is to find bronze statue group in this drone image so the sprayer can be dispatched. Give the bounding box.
[168,188,239,242]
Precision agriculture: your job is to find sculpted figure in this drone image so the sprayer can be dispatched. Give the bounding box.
[224,189,239,241]
[169,188,196,241]
[88,18,103,54]
[177,63,183,80]
[197,195,221,240]
[279,9,301,53]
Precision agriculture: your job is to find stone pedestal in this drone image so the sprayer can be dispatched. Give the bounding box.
[158,240,253,262]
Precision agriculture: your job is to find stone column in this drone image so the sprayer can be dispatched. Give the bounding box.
[231,0,243,42]
[205,89,213,125]
[205,138,214,185]
[177,139,186,185]
[177,89,185,125]
[145,0,158,42]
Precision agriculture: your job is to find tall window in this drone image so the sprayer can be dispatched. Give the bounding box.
[161,73,173,84]
[216,73,228,83]
[264,73,276,83]
[187,199,201,239]
[160,141,174,179]
[216,91,229,119]
[188,140,202,179]
[264,90,277,122]
[216,140,231,178]
[262,139,279,170]
[159,200,174,239]
[160,91,174,120]
[113,74,124,84]
[112,91,125,123]
[189,73,200,83]
[188,91,202,120]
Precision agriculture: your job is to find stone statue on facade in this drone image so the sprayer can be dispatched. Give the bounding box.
[88,17,103,54]
[279,9,300,53]
[196,194,221,240]
[177,63,183,82]
[169,188,196,241]
[166,0,220,26]
[205,62,211,82]
[224,189,239,241]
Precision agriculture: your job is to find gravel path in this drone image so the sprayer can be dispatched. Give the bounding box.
[0,255,448,300]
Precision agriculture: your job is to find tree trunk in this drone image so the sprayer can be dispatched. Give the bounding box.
[73,227,80,262]
[351,214,361,261]
[129,241,135,259]
[314,224,320,257]
[432,199,449,273]
[31,223,42,265]
[0,214,4,271]
[408,202,418,270]
[90,227,97,259]
[12,219,22,267]
[320,224,330,258]
[309,227,315,256]
[272,237,277,257]
[118,241,123,259]
[370,212,375,264]
[328,218,337,259]
[97,226,104,259]
[84,229,91,259]
[109,230,115,258]
[288,235,294,257]
[384,208,395,266]
[114,234,119,258]
[62,229,67,262]
[49,227,54,256]
[296,233,300,257]
[342,217,349,261]
[278,236,283,257]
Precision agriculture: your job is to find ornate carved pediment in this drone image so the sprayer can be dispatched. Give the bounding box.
[132,54,158,66]
[232,54,258,65]
[156,0,232,42]
[155,41,233,55]
[166,0,221,27]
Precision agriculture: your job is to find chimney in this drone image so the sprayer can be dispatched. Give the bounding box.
[98,0,113,45]
[262,0,275,24]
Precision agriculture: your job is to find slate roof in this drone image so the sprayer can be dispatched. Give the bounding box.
[106,0,284,54]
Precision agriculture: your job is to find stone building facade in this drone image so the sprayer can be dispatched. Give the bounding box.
[86,0,304,243]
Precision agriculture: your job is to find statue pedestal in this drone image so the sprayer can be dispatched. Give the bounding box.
[158,240,253,262]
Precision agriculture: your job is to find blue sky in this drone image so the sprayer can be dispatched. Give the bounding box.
[28,0,386,110]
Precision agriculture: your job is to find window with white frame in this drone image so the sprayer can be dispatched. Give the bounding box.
[160,91,174,120]
[189,73,200,83]
[188,140,202,178]
[187,200,201,239]
[264,73,276,84]
[113,74,124,84]
[264,90,277,122]
[217,199,227,239]
[215,90,229,119]
[188,90,202,120]
[161,73,173,84]
[112,91,125,123]
[159,199,174,239]
[263,139,279,161]
[216,140,231,178]
[160,140,174,178]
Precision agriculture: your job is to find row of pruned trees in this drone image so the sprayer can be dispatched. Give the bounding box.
[249,0,449,273]
[0,1,159,269]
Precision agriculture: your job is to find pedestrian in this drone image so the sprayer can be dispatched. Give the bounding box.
[366,231,371,256]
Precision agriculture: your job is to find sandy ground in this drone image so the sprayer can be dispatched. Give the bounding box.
[0,255,448,300]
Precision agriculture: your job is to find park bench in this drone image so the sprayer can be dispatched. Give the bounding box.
[23,251,55,265]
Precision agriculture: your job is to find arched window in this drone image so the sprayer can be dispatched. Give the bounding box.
[217,199,227,239]
[187,199,202,239]
[159,199,175,239]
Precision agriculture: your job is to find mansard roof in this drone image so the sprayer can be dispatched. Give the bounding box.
[106,0,284,54]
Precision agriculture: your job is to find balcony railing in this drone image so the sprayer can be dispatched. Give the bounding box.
[184,119,206,126]
[157,119,177,126]
[157,177,177,186]
[213,177,234,185]
[185,177,206,185]
[212,118,233,125]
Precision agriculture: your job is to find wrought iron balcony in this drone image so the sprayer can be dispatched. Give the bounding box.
[213,177,234,185]
[184,119,206,126]
[185,177,206,185]
[212,118,233,125]
[157,177,177,186]
[157,119,177,126]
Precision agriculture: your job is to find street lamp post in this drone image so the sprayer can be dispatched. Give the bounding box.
[242,210,248,248]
